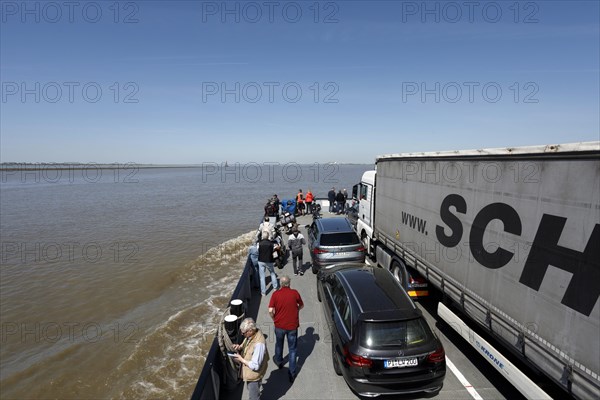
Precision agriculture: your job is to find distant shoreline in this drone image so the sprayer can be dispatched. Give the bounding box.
[0,163,369,171]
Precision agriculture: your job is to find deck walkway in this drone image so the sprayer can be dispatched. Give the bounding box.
[224,212,510,400]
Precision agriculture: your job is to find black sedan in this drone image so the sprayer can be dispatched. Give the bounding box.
[316,263,446,397]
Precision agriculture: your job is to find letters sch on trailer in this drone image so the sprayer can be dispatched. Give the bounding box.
[435,193,599,317]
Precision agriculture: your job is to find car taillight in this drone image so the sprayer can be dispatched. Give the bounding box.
[313,248,329,254]
[426,347,445,363]
[356,246,366,252]
[343,345,373,368]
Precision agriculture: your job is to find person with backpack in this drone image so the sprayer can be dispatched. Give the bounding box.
[287,225,306,276]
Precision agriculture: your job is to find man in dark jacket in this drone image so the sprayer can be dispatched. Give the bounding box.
[287,226,306,276]
[327,187,336,213]
[335,190,346,214]
[258,233,280,296]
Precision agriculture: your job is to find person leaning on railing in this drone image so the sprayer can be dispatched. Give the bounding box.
[232,318,270,400]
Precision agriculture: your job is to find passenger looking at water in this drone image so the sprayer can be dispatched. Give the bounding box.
[328,187,336,213]
[247,244,260,289]
[268,275,304,383]
[258,232,279,296]
[335,190,346,214]
[232,318,270,400]
[287,226,306,276]
[264,198,278,220]
[305,190,314,214]
[296,189,304,216]
[271,194,280,217]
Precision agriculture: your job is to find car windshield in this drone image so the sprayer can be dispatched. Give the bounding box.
[360,319,430,349]
[320,232,360,246]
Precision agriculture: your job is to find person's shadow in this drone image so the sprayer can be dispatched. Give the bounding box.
[296,326,319,372]
[262,326,320,399]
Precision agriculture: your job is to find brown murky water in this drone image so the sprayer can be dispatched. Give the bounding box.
[0,164,371,399]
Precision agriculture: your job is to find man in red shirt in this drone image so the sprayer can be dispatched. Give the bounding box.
[268,275,304,382]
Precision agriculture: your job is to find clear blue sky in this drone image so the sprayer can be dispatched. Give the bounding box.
[1,0,598,164]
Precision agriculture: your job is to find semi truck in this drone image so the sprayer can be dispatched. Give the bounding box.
[354,142,599,399]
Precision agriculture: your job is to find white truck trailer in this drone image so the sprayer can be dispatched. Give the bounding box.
[354,142,599,399]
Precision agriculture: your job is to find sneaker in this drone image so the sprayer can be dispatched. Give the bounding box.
[299,271,304,276]
[294,273,298,276]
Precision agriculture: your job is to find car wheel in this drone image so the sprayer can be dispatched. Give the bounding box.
[332,341,342,376]
[391,260,408,289]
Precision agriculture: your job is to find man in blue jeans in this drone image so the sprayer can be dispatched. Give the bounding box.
[258,233,279,296]
[268,275,304,382]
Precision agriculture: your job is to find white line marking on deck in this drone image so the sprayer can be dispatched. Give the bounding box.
[446,356,483,400]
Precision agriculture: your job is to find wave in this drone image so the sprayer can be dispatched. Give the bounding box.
[112,231,256,399]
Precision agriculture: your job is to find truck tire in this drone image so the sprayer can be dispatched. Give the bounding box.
[361,231,375,260]
[391,259,408,290]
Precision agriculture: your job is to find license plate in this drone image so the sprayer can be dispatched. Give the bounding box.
[333,252,348,256]
[384,358,418,368]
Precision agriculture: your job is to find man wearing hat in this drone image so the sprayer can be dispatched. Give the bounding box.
[287,225,306,276]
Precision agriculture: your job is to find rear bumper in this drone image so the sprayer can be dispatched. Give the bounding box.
[311,255,366,270]
[345,369,445,397]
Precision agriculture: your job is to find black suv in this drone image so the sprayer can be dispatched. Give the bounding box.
[307,217,365,274]
[317,264,446,397]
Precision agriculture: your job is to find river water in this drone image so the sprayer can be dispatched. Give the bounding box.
[0,163,372,399]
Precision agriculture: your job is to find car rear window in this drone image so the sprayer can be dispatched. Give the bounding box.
[320,232,360,246]
[360,318,430,349]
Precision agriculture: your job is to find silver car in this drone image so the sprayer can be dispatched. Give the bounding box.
[307,217,365,274]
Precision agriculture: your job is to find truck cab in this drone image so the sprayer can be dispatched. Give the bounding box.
[354,170,429,298]
[354,170,375,251]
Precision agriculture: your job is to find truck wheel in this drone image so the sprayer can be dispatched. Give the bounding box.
[360,231,368,250]
[391,260,408,289]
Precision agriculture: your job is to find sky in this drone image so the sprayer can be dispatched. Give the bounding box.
[1,0,599,164]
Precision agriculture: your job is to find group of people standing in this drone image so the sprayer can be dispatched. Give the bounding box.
[265,188,348,218]
[232,274,304,400]
[328,187,348,214]
[294,189,314,216]
[238,195,310,399]
[250,211,307,297]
